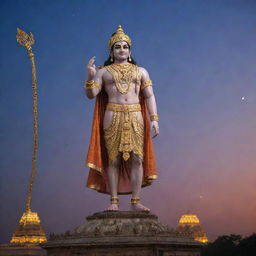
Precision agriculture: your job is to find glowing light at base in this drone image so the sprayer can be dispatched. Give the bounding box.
[10,210,47,244]
[177,213,209,243]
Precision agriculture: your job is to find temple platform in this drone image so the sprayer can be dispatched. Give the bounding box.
[43,211,202,256]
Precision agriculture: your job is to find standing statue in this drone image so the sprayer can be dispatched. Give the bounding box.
[85,25,159,212]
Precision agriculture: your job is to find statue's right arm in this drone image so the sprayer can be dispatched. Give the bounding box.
[85,68,104,99]
[84,56,104,99]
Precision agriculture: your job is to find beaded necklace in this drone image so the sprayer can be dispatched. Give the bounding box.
[106,63,139,94]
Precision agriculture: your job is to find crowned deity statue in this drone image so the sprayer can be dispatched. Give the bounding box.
[84,25,159,212]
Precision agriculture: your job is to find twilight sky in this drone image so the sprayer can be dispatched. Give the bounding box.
[1,0,256,243]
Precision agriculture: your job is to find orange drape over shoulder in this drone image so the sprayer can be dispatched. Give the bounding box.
[86,90,157,194]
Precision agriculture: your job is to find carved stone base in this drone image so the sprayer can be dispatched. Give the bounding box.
[43,211,202,256]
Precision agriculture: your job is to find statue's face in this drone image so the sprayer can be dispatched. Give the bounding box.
[112,41,130,61]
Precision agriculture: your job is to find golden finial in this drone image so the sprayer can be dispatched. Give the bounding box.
[16,28,35,52]
[108,25,132,49]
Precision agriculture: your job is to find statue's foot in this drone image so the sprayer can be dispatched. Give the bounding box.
[131,203,150,212]
[106,204,119,211]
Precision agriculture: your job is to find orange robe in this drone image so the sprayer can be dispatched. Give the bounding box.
[86,89,157,194]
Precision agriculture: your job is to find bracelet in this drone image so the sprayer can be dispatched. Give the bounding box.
[84,80,100,89]
[150,114,159,121]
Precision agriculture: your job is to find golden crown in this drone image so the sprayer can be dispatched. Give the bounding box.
[108,25,132,49]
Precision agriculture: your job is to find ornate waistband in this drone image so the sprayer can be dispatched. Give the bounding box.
[106,103,141,112]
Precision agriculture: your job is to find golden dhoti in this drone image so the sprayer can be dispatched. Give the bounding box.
[104,103,144,163]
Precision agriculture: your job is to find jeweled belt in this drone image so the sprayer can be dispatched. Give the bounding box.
[106,103,141,112]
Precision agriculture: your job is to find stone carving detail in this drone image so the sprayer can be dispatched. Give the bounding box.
[49,211,188,241]
[77,212,173,237]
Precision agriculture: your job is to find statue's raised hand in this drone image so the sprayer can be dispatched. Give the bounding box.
[87,56,97,80]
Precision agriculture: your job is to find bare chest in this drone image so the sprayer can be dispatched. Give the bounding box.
[102,70,139,85]
[102,66,141,95]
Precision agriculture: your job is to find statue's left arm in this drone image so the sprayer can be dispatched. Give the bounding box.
[140,67,159,138]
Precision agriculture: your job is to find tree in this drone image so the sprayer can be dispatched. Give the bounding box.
[201,234,241,256]
[237,233,256,256]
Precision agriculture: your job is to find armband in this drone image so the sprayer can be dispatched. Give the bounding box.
[141,80,152,90]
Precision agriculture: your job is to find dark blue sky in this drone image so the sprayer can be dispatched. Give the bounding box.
[1,0,256,243]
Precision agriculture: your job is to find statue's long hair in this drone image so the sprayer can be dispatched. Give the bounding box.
[104,42,137,66]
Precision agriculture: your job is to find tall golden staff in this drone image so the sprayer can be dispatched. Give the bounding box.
[16,28,37,212]
[10,28,46,244]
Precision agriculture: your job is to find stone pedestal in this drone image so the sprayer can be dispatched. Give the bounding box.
[0,244,46,256]
[43,211,202,256]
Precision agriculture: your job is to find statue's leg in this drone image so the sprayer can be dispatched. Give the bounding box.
[104,109,120,211]
[106,155,121,211]
[130,154,150,212]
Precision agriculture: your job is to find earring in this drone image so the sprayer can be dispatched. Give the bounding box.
[128,55,132,62]
[110,56,113,62]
